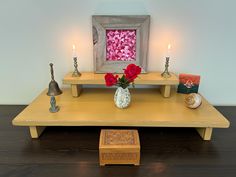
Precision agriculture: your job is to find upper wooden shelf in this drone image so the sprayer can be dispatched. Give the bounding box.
[63,72,179,85]
[62,72,179,98]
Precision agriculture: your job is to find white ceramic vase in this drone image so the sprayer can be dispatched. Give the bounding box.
[114,87,131,109]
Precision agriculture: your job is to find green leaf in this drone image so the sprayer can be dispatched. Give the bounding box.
[132,82,135,88]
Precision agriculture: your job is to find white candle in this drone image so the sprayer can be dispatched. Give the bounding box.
[72,44,77,58]
[167,44,171,58]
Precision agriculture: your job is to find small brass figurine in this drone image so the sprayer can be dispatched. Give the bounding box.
[47,63,62,113]
[161,57,171,78]
[72,57,81,77]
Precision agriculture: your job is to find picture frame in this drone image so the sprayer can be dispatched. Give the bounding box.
[92,15,150,73]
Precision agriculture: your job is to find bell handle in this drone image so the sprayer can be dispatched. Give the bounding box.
[49,63,55,81]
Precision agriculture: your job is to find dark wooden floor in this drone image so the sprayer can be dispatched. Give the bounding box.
[0,106,235,177]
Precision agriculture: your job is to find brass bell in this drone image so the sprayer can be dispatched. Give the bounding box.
[47,80,62,96]
[47,63,62,96]
[47,63,62,113]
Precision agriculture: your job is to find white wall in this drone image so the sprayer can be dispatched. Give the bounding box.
[0,0,235,105]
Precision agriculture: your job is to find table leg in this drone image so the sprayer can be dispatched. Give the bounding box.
[71,84,82,97]
[196,128,213,140]
[160,85,171,98]
[29,126,46,138]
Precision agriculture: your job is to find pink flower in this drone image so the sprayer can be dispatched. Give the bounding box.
[106,29,136,61]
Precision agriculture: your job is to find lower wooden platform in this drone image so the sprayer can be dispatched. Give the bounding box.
[12,88,230,140]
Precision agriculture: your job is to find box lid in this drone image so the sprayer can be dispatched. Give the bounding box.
[99,129,140,149]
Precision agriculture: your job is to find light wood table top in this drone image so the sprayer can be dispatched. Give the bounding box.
[12,88,230,128]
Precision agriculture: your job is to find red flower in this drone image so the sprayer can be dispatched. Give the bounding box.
[104,73,118,86]
[124,64,141,82]
[104,64,141,89]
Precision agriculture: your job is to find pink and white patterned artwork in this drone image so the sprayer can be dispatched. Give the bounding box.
[106,29,136,61]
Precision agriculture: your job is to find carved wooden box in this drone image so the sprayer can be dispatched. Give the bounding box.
[99,129,140,166]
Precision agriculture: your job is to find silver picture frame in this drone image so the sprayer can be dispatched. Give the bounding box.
[92,15,150,73]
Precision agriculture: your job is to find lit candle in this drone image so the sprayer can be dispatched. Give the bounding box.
[72,44,77,58]
[161,44,172,78]
[167,44,171,58]
[72,44,81,77]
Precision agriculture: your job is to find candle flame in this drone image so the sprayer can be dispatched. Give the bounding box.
[72,44,75,50]
[168,44,171,50]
